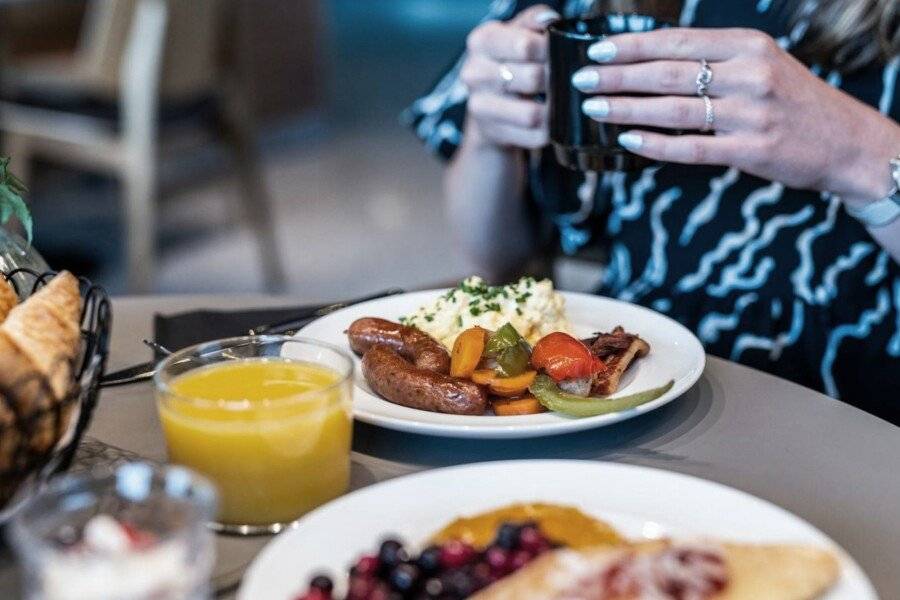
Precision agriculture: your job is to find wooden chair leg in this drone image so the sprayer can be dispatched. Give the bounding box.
[119,0,167,293]
[121,162,156,293]
[214,104,287,292]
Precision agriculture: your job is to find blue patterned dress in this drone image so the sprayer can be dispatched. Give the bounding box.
[405,0,900,424]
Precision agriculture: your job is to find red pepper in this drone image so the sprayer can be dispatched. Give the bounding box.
[530,332,605,383]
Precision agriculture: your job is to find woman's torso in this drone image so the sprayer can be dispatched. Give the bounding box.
[407,0,900,421]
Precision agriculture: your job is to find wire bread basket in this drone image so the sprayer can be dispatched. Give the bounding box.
[0,268,111,522]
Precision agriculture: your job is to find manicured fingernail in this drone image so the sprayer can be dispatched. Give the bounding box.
[571,68,600,91]
[588,40,617,62]
[535,10,560,25]
[582,98,610,118]
[618,132,643,151]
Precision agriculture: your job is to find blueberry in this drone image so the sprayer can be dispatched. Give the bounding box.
[309,574,334,593]
[389,563,421,592]
[379,539,409,571]
[423,577,444,597]
[443,570,475,597]
[494,522,522,550]
[416,546,442,574]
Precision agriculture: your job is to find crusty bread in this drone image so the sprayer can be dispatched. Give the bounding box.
[0,271,82,408]
[0,277,18,323]
[473,540,839,600]
[0,271,83,506]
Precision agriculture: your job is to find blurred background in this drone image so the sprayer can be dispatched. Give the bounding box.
[0,0,598,298]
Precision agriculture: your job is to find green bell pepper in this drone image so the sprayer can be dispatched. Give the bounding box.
[484,323,523,355]
[484,323,532,376]
[529,374,674,418]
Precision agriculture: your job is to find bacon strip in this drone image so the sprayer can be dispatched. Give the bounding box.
[585,327,650,396]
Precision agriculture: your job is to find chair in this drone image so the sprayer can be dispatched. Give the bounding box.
[0,0,286,292]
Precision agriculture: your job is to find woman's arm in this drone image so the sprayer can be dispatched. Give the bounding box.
[572,28,900,262]
[443,5,559,280]
[445,119,534,280]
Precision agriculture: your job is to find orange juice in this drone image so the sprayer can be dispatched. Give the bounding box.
[157,358,352,526]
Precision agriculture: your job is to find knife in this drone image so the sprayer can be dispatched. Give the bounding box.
[99,288,405,388]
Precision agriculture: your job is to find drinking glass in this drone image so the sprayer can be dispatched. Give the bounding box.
[154,336,354,535]
[8,462,217,600]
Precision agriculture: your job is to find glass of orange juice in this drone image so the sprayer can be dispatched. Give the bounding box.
[153,336,353,535]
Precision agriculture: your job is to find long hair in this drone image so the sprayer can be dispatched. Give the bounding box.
[795,0,899,72]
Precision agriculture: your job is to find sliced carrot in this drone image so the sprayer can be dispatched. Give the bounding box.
[451,327,489,378]
[471,369,497,386]
[488,370,537,397]
[493,394,546,416]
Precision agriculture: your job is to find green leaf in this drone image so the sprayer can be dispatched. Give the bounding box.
[0,157,33,242]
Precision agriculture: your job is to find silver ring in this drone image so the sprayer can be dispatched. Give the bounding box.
[701,94,716,132]
[499,63,515,92]
[696,59,713,97]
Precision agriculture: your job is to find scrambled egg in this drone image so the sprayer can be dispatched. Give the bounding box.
[402,276,572,349]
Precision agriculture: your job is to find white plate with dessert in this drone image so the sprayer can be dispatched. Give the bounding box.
[239,460,875,600]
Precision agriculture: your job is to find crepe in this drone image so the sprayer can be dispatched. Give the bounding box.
[472,540,839,600]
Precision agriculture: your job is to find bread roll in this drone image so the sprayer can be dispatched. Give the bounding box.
[0,277,18,323]
[0,271,82,409]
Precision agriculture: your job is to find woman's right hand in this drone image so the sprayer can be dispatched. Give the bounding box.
[460,5,560,150]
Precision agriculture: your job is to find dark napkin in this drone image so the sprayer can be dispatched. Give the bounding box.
[153,305,317,354]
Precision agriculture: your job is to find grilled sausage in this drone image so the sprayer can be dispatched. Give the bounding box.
[347,317,450,374]
[361,344,487,415]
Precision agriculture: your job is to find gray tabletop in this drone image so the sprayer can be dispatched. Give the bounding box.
[3,295,899,598]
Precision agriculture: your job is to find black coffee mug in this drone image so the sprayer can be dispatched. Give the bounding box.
[548,1,682,171]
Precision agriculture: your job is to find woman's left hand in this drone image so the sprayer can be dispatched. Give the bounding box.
[573,28,900,204]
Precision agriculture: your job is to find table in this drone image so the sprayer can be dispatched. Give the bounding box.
[3,295,899,598]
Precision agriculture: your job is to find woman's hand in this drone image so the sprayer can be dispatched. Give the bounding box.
[460,5,560,150]
[573,28,900,204]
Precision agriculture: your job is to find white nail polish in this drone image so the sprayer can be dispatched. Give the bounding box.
[582,98,610,118]
[571,69,600,91]
[588,40,618,62]
[535,10,561,25]
[618,132,643,151]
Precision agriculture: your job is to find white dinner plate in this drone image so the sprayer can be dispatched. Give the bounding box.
[296,290,705,438]
[239,460,875,599]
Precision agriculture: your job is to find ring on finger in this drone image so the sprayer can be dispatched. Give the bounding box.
[701,94,716,132]
[696,59,713,97]
[498,63,515,92]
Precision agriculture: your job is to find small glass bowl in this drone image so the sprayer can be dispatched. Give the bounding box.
[7,462,217,600]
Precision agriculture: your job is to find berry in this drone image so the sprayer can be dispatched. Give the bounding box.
[368,585,389,600]
[472,562,492,588]
[309,574,333,594]
[485,546,510,575]
[389,563,421,592]
[347,574,374,600]
[494,523,521,550]
[416,545,442,574]
[304,590,328,600]
[378,539,409,571]
[509,549,532,571]
[423,576,443,597]
[519,526,547,554]
[439,540,476,569]
[442,570,475,597]
[353,555,380,577]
